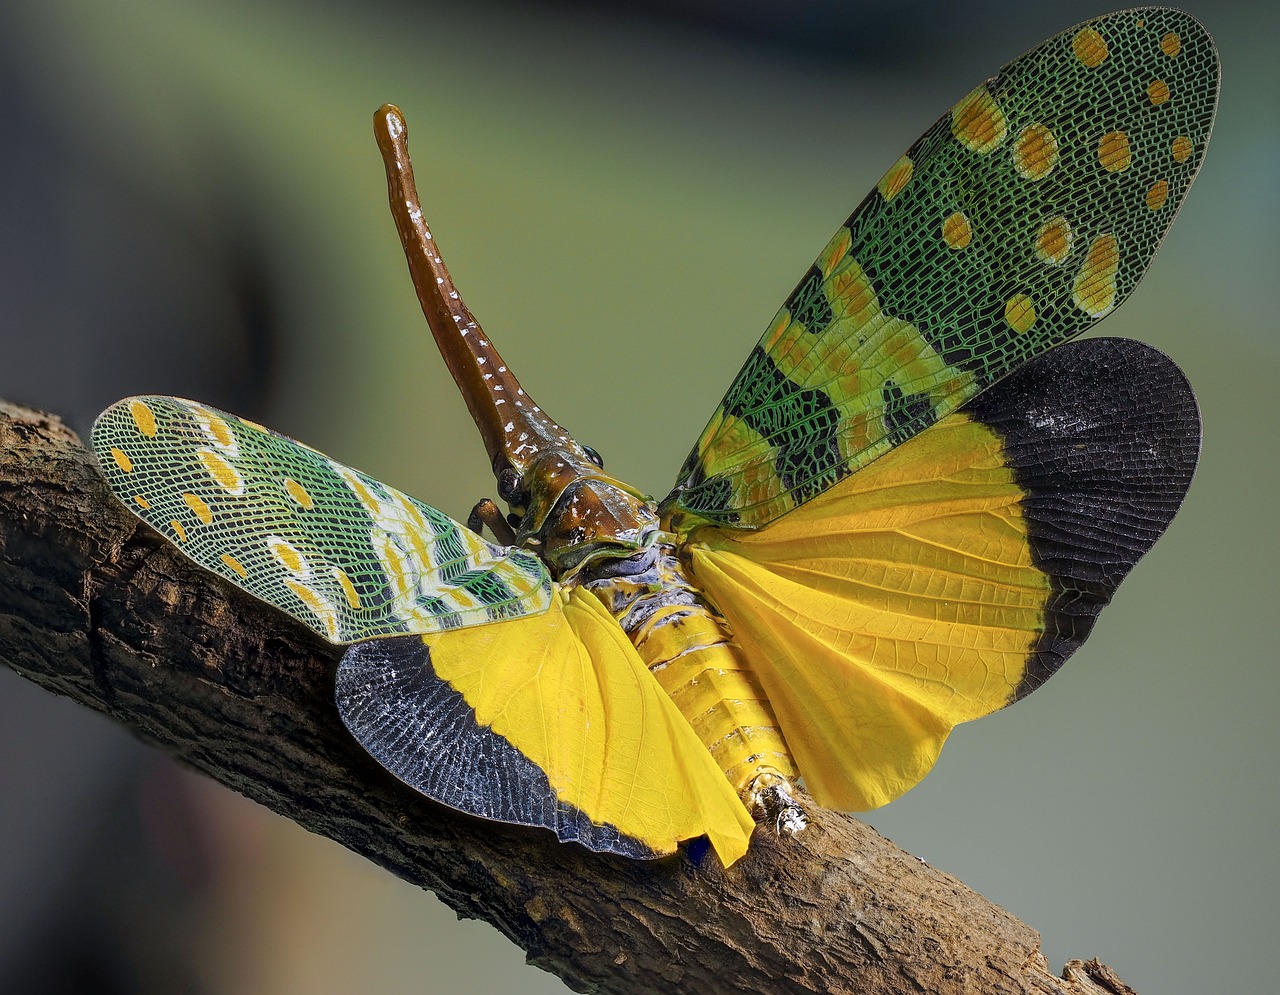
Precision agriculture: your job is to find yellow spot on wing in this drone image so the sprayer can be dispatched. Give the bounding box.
[817,227,852,277]
[170,520,188,543]
[268,536,308,576]
[759,308,792,355]
[197,447,244,495]
[1012,123,1058,180]
[374,531,413,604]
[182,492,213,524]
[941,211,972,250]
[285,478,314,509]
[1145,179,1170,211]
[132,495,151,510]
[1072,27,1108,67]
[1073,234,1120,316]
[1148,79,1170,105]
[333,567,362,610]
[285,579,338,638]
[1171,135,1193,163]
[109,447,133,473]
[827,262,877,321]
[204,414,234,448]
[1035,216,1072,264]
[1004,294,1036,333]
[450,589,482,612]
[182,403,239,453]
[128,400,157,437]
[221,554,248,578]
[951,86,1007,154]
[386,492,436,581]
[1098,131,1131,172]
[338,467,380,514]
[1161,31,1182,57]
[877,155,914,201]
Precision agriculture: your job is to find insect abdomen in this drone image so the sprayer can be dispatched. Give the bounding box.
[635,600,797,797]
[587,544,797,802]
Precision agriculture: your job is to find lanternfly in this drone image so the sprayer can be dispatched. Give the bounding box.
[94,8,1216,865]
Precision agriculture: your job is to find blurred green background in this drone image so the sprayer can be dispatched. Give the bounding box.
[0,1,1274,992]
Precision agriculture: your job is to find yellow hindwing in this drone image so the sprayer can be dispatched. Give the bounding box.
[686,410,1050,811]
[424,587,755,865]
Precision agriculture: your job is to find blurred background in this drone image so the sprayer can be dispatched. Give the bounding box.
[0,0,1273,991]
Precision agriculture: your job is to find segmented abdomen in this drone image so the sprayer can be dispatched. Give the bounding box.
[584,543,796,798]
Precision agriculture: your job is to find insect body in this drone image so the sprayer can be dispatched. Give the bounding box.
[93,8,1218,866]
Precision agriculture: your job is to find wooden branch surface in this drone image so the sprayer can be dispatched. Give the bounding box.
[0,400,1136,995]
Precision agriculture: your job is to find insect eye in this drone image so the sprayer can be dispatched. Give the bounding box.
[583,446,604,469]
[497,468,523,504]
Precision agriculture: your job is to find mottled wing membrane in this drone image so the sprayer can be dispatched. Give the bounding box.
[666,7,1218,529]
[92,397,551,642]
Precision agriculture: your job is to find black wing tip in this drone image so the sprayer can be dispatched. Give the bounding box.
[334,638,661,860]
[964,338,1199,698]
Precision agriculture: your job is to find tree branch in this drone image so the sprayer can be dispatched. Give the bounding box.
[0,399,1135,995]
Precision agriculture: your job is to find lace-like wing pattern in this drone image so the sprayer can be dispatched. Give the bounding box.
[93,396,551,642]
[666,8,1218,529]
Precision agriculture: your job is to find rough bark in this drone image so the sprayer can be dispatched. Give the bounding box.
[0,399,1137,995]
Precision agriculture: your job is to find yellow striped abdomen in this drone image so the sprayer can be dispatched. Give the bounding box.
[585,543,797,804]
